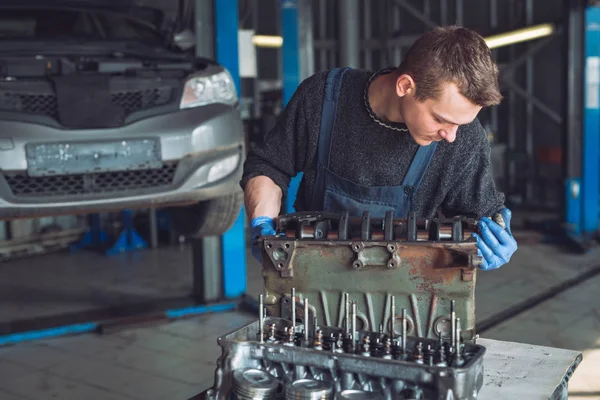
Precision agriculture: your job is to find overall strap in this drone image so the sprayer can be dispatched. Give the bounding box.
[401,142,438,214]
[401,142,439,190]
[310,67,351,211]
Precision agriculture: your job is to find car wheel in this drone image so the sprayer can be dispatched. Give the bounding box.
[169,191,244,237]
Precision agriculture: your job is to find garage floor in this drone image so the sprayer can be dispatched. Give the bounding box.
[0,232,599,399]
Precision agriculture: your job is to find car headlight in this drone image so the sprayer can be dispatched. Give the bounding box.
[208,154,240,183]
[180,70,238,109]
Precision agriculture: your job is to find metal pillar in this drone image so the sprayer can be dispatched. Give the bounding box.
[282,0,300,107]
[580,3,600,239]
[563,0,584,238]
[298,0,315,79]
[489,0,499,142]
[525,0,535,201]
[214,0,241,92]
[563,0,600,246]
[339,0,360,68]
[195,0,214,59]
[282,0,314,212]
[192,0,247,301]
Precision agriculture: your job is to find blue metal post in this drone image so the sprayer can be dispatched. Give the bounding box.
[581,6,600,238]
[565,179,581,237]
[281,0,303,212]
[215,0,240,93]
[281,0,300,107]
[214,0,247,297]
[221,209,246,298]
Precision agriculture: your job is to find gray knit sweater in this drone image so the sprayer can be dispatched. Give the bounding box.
[240,68,505,219]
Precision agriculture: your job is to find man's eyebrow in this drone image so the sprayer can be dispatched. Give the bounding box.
[432,112,472,126]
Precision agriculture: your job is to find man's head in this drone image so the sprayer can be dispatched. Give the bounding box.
[394,26,502,145]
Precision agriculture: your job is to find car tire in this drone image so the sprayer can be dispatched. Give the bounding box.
[169,191,244,238]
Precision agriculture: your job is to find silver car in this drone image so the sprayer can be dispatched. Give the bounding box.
[0,1,245,236]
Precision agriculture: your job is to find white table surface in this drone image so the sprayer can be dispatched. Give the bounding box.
[477,338,582,400]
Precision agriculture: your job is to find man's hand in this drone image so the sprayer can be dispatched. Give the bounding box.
[472,208,517,270]
[250,216,276,262]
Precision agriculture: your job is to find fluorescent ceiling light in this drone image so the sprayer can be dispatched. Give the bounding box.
[484,23,554,49]
[252,35,283,48]
[251,23,555,50]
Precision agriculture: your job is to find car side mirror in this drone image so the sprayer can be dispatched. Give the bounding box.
[173,29,196,51]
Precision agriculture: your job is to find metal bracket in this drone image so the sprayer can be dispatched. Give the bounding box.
[264,239,297,277]
[350,242,402,270]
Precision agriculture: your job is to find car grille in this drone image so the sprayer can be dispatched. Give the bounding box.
[0,93,57,118]
[112,87,173,114]
[0,79,176,119]
[3,162,178,199]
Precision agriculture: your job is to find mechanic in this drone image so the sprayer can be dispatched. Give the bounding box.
[240,26,517,271]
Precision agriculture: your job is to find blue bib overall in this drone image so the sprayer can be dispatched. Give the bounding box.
[309,67,438,218]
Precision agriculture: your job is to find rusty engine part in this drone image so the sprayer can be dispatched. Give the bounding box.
[205,291,486,400]
[276,211,478,242]
[260,211,482,342]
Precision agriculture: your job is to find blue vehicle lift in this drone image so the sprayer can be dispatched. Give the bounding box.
[563,0,600,249]
[192,0,247,303]
[0,0,249,346]
[282,0,303,213]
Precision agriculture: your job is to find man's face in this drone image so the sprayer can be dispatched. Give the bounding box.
[398,80,482,146]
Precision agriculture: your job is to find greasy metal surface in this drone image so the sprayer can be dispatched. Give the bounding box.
[205,317,486,400]
[261,212,481,341]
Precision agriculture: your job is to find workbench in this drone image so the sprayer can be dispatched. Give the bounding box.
[187,338,582,400]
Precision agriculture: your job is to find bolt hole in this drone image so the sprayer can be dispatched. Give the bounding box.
[278,263,284,269]
[284,244,290,249]
[266,244,272,249]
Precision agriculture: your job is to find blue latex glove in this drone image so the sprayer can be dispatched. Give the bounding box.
[251,216,276,262]
[472,208,517,270]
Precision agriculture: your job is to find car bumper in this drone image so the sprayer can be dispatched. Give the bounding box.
[0,104,245,219]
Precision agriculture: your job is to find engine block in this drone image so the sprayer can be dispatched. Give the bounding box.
[260,211,482,342]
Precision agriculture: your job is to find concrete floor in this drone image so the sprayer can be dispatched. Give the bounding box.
[0,233,599,399]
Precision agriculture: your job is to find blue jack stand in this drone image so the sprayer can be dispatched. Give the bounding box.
[70,214,109,252]
[105,210,149,255]
[72,210,148,255]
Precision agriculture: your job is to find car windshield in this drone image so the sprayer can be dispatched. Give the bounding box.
[0,8,164,44]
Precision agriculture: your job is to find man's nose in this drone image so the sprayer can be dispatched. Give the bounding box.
[439,126,458,143]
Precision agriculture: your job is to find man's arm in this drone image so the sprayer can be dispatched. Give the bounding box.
[240,73,322,219]
[244,176,282,220]
[241,73,323,261]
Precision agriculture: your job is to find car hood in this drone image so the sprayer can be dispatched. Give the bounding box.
[0,0,179,28]
[0,0,170,11]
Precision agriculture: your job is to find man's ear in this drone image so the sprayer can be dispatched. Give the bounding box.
[396,74,415,97]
